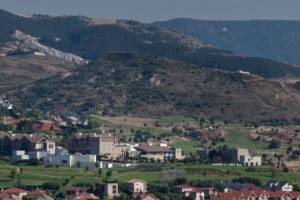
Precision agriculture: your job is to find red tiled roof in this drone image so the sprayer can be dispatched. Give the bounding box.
[0,188,28,194]
[268,190,291,198]
[1,194,22,200]
[245,183,260,190]
[211,189,258,200]
[73,193,98,200]
[33,120,61,131]
[292,192,300,198]
[28,190,46,196]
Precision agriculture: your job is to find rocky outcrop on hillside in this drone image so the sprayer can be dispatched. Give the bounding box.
[12,30,88,65]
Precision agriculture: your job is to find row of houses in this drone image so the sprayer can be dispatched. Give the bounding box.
[212,190,300,200]
[172,180,295,200]
[0,132,56,155]
[65,179,152,200]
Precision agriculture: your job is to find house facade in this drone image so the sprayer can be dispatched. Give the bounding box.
[97,183,119,199]
[133,144,184,160]
[126,179,147,193]
[68,134,130,159]
[0,132,55,155]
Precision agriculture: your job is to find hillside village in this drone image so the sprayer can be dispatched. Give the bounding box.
[0,4,300,200]
[1,98,300,200]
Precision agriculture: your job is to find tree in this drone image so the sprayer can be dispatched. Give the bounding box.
[271,167,277,179]
[106,170,112,178]
[269,139,281,149]
[76,161,81,168]
[98,168,102,177]
[171,126,182,135]
[29,158,40,166]
[10,169,17,180]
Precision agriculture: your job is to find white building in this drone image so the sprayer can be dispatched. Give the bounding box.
[12,150,29,161]
[0,99,13,110]
[240,155,262,166]
[126,179,147,193]
[43,153,97,167]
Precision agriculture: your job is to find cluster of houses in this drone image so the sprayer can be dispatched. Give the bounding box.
[63,179,159,200]
[1,180,299,200]
[0,132,185,167]
[0,188,53,200]
[197,148,262,166]
[0,131,264,168]
[171,180,299,200]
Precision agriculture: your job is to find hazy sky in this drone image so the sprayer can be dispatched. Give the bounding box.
[1,0,300,22]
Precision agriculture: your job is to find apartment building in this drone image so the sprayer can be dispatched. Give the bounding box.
[0,132,55,155]
[133,144,185,160]
[68,134,130,159]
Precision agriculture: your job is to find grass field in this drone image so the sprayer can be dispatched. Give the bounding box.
[156,117,197,124]
[1,163,299,189]
[223,127,267,150]
[169,141,203,155]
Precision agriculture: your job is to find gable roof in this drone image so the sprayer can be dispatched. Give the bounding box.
[131,194,159,200]
[0,188,28,194]
[264,180,289,191]
[72,193,98,200]
[268,191,292,198]
[33,120,61,131]
[126,179,147,184]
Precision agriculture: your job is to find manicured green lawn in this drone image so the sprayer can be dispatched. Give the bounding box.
[156,117,197,124]
[224,129,267,150]
[1,163,299,188]
[169,141,203,155]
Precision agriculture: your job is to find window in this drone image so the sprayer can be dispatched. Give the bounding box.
[62,160,68,163]
[112,185,117,194]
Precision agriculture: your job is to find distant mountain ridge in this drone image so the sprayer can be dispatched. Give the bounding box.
[0,9,300,78]
[154,18,300,64]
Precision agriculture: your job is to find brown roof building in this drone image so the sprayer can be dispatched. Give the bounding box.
[33,120,61,132]
[0,188,28,199]
[0,132,56,154]
[28,190,53,200]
